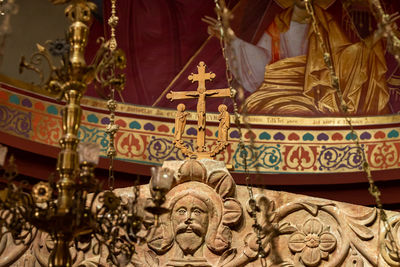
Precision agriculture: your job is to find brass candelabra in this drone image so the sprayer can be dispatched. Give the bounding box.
[0,0,156,266]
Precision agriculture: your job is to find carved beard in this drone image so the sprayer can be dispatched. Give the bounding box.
[175,222,206,255]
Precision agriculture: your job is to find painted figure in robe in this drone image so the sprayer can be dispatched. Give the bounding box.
[205,0,399,115]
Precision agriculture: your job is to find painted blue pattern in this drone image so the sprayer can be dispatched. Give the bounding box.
[318,145,364,170]
[233,144,281,170]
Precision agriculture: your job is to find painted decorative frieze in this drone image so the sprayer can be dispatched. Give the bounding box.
[2,83,400,175]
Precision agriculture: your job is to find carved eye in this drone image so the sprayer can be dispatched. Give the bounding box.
[177,208,186,215]
[193,208,202,216]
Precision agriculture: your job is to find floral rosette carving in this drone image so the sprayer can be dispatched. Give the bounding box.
[288,218,337,266]
[272,201,378,267]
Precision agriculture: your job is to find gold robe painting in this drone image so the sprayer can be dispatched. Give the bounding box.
[222,0,391,116]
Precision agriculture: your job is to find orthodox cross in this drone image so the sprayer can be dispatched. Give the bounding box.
[167,61,231,159]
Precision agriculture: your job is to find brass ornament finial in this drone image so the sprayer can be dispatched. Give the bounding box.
[108,0,118,51]
[167,61,231,159]
[64,0,96,23]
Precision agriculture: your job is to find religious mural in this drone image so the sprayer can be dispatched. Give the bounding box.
[86,0,400,116]
[1,0,400,180]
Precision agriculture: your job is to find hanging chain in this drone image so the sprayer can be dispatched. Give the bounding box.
[106,91,118,191]
[105,0,120,191]
[365,0,400,257]
[368,0,400,64]
[214,0,266,261]
[304,0,400,259]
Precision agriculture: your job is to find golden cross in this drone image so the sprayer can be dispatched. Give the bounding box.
[166,61,231,158]
[188,61,215,92]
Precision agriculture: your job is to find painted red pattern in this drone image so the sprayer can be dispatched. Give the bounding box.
[244,131,256,139]
[34,102,45,111]
[374,131,386,139]
[0,91,7,101]
[115,132,148,160]
[115,119,127,128]
[2,91,400,174]
[31,113,62,146]
[332,133,343,141]
[288,133,300,141]
[157,124,169,133]
[210,142,235,164]
[282,145,319,171]
[365,142,400,169]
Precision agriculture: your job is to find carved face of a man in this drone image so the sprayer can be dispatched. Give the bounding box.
[171,195,209,255]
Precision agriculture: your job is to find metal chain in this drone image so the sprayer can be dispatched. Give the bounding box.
[106,91,118,191]
[214,0,266,262]
[368,0,400,64]
[305,0,400,259]
[105,0,120,191]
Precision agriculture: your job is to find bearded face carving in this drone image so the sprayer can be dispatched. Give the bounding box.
[146,160,243,266]
[172,195,209,255]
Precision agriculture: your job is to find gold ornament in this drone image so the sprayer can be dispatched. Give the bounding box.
[32,182,52,203]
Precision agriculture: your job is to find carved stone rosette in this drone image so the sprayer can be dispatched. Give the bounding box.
[4,159,400,266]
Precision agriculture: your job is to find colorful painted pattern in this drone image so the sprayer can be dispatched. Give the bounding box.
[1,85,400,174]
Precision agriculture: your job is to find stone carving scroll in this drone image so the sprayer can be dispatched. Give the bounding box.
[3,159,400,266]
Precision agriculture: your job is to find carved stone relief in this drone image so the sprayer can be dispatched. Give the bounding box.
[4,159,400,266]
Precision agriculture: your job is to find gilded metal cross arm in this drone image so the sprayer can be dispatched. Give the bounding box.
[166,90,199,101]
[167,88,230,101]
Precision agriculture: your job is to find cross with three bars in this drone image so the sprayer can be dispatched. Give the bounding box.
[166,61,231,158]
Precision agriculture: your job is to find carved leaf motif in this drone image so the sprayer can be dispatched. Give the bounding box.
[212,225,232,253]
[385,238,400,262]
[347,220,374,241]
[278,262,295,267]
[346,208,377,226]
[244,232,259,257]
[385,239,395,251]
[144,250,159,266]
[278,222,298,235]
[300,202,320,216]
[222,198,242,226]
[343,207,376,242]
[389,250,400,262]
[0,233,7,255]
[207,171,235,198]
[217,248,237,266]
[76,258,101,267]
[178,160,206,183]
[268,200,277,222]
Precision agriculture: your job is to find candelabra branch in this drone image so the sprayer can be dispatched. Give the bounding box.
[1,1,138,266]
